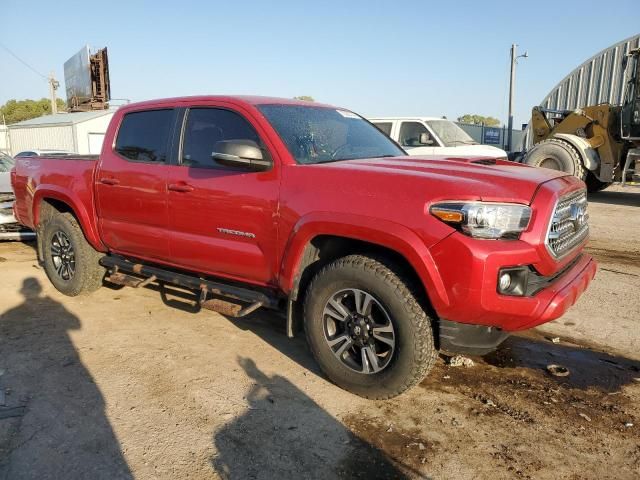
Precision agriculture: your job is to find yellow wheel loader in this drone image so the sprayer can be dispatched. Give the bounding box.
[524,48,640,192]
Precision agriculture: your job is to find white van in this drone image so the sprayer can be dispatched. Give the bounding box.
[368,117,507,159]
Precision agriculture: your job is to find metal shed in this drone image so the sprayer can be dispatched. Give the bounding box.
[541,34,640,111]
[7,110,115,156]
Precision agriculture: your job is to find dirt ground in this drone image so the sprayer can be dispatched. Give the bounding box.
[0,185,639,480]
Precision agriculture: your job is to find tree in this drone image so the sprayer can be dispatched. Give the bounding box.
[0,98,66,124]
[293,96,315,102]
[457,114,500,127]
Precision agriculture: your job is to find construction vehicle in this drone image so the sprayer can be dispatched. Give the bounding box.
[524,48,640,192]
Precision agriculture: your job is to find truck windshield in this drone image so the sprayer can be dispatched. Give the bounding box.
[426,120,478,147]
[258,105,404,164]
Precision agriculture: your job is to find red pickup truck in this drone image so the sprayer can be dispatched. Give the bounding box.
[11,96,596,398]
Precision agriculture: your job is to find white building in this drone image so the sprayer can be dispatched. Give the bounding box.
[0,125,9,154]
[7,110,116,156]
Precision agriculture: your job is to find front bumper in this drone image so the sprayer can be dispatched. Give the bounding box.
[429,231,596,332]
[435,252,596,355]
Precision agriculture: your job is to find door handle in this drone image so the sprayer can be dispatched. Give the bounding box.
[168,183,194,193]
[99,177,120,185]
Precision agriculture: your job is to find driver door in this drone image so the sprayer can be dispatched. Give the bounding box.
[397,121,435,155]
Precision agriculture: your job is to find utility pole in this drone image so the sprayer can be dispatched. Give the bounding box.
[48,71,60,114]
[507,44,528,152]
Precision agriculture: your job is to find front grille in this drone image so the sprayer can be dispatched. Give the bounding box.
[546,189,589,258]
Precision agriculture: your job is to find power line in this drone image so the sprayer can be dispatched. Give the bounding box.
[0,42,47,80]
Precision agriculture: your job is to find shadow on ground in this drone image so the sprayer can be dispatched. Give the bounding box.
[0,278,132,479]
[211,357,414,480]
[589,189,640,207]
[483,332,640,391]
[106,282,416,478]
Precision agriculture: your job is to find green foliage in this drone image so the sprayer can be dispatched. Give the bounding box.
[0,98,67,124]
[457,114,500,127]
[293,95,315,102]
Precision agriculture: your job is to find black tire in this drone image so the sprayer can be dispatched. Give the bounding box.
[42,212,104,296]
[524,138,587,180]
[303,254,436,399]
[585,172,611,193]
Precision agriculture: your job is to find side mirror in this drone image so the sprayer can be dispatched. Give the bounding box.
[419,132,434,145]
[212,140,272,171]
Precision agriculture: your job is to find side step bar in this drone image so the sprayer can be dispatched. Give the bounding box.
[100,255,279,318]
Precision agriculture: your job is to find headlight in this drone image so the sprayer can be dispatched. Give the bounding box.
[430,202,531,239]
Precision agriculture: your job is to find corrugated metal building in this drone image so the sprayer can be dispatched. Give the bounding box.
[7,110,115,156]
[541,34,640,111]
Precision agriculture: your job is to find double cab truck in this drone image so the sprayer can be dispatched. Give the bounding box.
[11,96,597,399]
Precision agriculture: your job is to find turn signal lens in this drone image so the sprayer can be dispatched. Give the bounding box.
[431,208,464,223]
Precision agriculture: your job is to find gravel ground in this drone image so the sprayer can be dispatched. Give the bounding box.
[0,185,639,480]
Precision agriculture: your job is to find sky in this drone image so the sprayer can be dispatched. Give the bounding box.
[0,0,638,127]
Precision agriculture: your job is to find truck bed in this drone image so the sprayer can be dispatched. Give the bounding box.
[12,155,99,232]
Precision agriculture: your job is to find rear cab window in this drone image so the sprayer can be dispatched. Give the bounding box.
[115,109,175,163]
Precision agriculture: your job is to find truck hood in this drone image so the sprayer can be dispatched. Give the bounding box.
[311,155,569,204]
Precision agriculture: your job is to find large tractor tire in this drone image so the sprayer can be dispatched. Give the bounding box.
[524,138,587,180]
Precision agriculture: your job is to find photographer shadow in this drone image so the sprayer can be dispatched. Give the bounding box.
[0,277,132,479]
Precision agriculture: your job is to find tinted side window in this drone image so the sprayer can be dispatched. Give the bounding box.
[373,122,392,136]
[16,152,36,157]
[181,108,261,168]
[115,109,174,163]
[399,122,429,147]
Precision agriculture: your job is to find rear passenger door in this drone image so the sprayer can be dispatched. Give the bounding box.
[95,108,177,261]
[166,106,280,285]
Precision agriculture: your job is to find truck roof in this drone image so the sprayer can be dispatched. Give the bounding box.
[119,95,339,111]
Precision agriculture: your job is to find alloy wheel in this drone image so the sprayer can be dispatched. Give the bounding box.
[50,231,76,281]
[322,288,396,374]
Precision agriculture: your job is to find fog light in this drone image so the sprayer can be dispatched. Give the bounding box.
[497,266,529,296]
[499,273,512,291]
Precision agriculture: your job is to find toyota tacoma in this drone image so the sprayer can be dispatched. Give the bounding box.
[11,96,596,398]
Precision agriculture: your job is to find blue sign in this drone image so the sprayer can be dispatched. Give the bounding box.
[483,127,501,145]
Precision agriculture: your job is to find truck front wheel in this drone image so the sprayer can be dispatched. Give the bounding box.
[42,212,105,296]
[304,255,436,399]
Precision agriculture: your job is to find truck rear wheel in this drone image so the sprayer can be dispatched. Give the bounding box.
[42,212,105,296]
[303,254,436,399]
[524,138,587,180]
